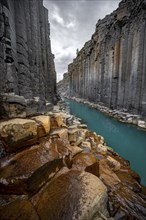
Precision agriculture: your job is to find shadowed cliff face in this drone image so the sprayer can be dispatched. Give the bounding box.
[0,0,57,103]
[68,0,146,118]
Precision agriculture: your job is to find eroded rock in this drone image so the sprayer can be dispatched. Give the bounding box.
[31,115,50,138]
[0,118,38,153]
[31,170,109,220]
[50,113,64,128]
[0,142,64,195]
[0,195,39,220]
[72,152,98,172]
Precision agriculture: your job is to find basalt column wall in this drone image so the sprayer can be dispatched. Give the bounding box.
[69,0,146,118]
[0,0,57,103]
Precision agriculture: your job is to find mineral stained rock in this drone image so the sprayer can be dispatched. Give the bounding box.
[66,0,146,118]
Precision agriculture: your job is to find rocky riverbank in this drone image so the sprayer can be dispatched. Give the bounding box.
[64,96,146,130]
[0,103,146,219]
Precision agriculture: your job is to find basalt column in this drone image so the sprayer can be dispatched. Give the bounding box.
[0,0,57,118]
[68,0,146,118]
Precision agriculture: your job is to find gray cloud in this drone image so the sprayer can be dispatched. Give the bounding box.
[43,0,121,81]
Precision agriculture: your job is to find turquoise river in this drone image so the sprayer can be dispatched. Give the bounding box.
[66,99,146,186]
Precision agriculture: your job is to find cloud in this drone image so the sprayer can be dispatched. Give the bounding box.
[43,0,121,82]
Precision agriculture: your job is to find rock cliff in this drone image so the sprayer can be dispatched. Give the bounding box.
[57,72,70,97]
[0,0,57,118]
[68,0,146,118]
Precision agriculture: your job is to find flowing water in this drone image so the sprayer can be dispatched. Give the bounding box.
[66,99,146,186]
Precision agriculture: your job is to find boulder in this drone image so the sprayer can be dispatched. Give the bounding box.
[138,120,146,128]
[0,118,38,153]
[97,135,105,144]
[31,115,50,137]
[107,156,121,171]
[68,128,87,145]
[68,125,78,129]
[31,170,110,220]
[25,98,46,116]
[50,128,68,140]
[0,93,27,119]
[99,159,121,188]
[72,152,98,172]
[49,137,71,158]
[50,113,63,128]
[0,195,39,220]
[45,102,54,112]
[69,144,83,157]
[0,142,64,195]
[78,124,88,129]
[116,170,142,192]
[80,141,92,152]
[0,94,54,119]
[86,131,102,145]
[97,144,107,155]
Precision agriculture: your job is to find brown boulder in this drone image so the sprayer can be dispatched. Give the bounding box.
[31,115,50,138]
[50,128,68,140]
[68,128,87,145]
[31,170,109,220]
[0,118,38,153]
[0,195,39,220]
[80,141,92,152]
[107,156,121,171]
[0,142,64,195]
[69,144,83,157]
[50,113,63,128]
[72,152,99,177]
[99,159,121,188]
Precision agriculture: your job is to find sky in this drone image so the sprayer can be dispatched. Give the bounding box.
[43,0,121,82]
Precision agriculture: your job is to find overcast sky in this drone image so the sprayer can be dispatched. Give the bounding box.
[43,0,121,82]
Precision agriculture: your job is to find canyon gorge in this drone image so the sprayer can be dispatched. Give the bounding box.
[59,0,146,120]
[0,0,146,219]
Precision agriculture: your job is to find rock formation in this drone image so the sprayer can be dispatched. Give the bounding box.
[67,0,146,118]
[0,0,146,219]
[0,0,57,118]
[0,109,146,219]
[57,72,70,97]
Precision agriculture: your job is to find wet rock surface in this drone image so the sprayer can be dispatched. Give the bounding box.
[0,195,39,220]
[0,142,63,195]
[0,0,146,218]
[31,170,109,220]
[0,109,146,219]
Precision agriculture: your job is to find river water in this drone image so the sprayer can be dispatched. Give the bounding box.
[66,99,146,186]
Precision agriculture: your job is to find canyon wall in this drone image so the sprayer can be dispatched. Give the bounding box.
[68,0,146,118]
[57,72,70,97]
[0,0,57,118]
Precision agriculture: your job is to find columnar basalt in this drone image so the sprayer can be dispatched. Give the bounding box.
[0,109,146,219]
[68,0,146,118]
[0,0,57,118]
[57,72,70,97]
